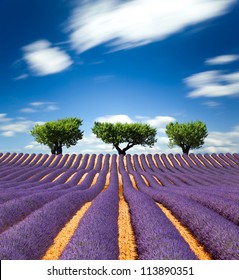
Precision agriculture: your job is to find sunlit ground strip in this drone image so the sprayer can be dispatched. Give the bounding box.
[156,202,212,260]
[141,174,149,186]
[65,172,77,183]
[77,172,89,184]
[129,174,138,190]
[118,174,138,260]
[42,202,92,260]
[90,172,99,185]
[52,172,65,182]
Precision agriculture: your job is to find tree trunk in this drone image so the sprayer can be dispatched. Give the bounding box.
[51,143,63,155]
[114,144,126,155]
[182,145,190,155]
[56,146,62,155]
[118,149,126,155]
[114,143,135,155]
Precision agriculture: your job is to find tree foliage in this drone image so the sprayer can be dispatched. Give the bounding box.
[31,117,83,154]
[165,121,208,154]
[92,122,157,155]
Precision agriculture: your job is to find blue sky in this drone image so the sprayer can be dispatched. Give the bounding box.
[0,0,239,154]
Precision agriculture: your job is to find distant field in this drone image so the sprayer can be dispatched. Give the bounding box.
[0,152,238,260]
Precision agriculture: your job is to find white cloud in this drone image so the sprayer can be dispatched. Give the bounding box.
[203,101,221,107]
[79,133,103,145]
[13,74,29,81]
[45,105,59,111]
[89,60,105,65]
[20,108,38,113]
[20,102,59,113]
[135,115,150,120]
[0,121,33,133]
[24,141,49,151]
[95,114,134,123]
[185,70,239,98]
[0,114,12,122]
[2,131,15,137]
[157,137,170,145]
[205,54,239,65]
[0,114,36,137]
[0,119,43,137]
[145,116,176,129]
[22,40,73,76]
[30,102,47,107]
[197,128,239,154]
[201,146,234,153]
[67,0,236,53]
[205,135,233,147]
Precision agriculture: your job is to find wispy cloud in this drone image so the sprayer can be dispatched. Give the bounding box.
[200,127,239,153]
[205,54,239,65]
[67,0,236,53]
[89,60,105,65]
[24,141,49,151]
[0,120,38,137]
[30,102,47,107]
[203,101,221,107]
[20,102,59,113]
[2,131,15,137]
[22,40,73,76]
[0,114,12,122]
[94,114,176,133]
[20,108,38,113]
[95,114,133,123]
[0,102,58,137]
[135,115,150,120]
[145,116,176,130]
[13,74,29,81]
[185,70,239,98]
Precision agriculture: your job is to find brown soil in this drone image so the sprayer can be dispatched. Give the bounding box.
[118,173,138,260]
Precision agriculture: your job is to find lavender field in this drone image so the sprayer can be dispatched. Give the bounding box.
[0,152,238,260]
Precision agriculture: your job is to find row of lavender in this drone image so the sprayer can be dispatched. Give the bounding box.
[0,152,238,259]
[123,154,239,259]
[0,154,110,259]
[0,152,239,176]
[0,152,238,193]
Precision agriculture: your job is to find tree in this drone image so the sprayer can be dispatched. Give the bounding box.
[165,121,208,154]
[92,122,157,155]
[31,117,84,154]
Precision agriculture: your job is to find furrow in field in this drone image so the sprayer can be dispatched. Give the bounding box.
[42,202,92,260]
[118,172,138,260]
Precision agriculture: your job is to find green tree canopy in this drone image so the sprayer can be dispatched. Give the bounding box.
[165,121,208,154]
[31,117,83,154]
[92,122,157,155]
